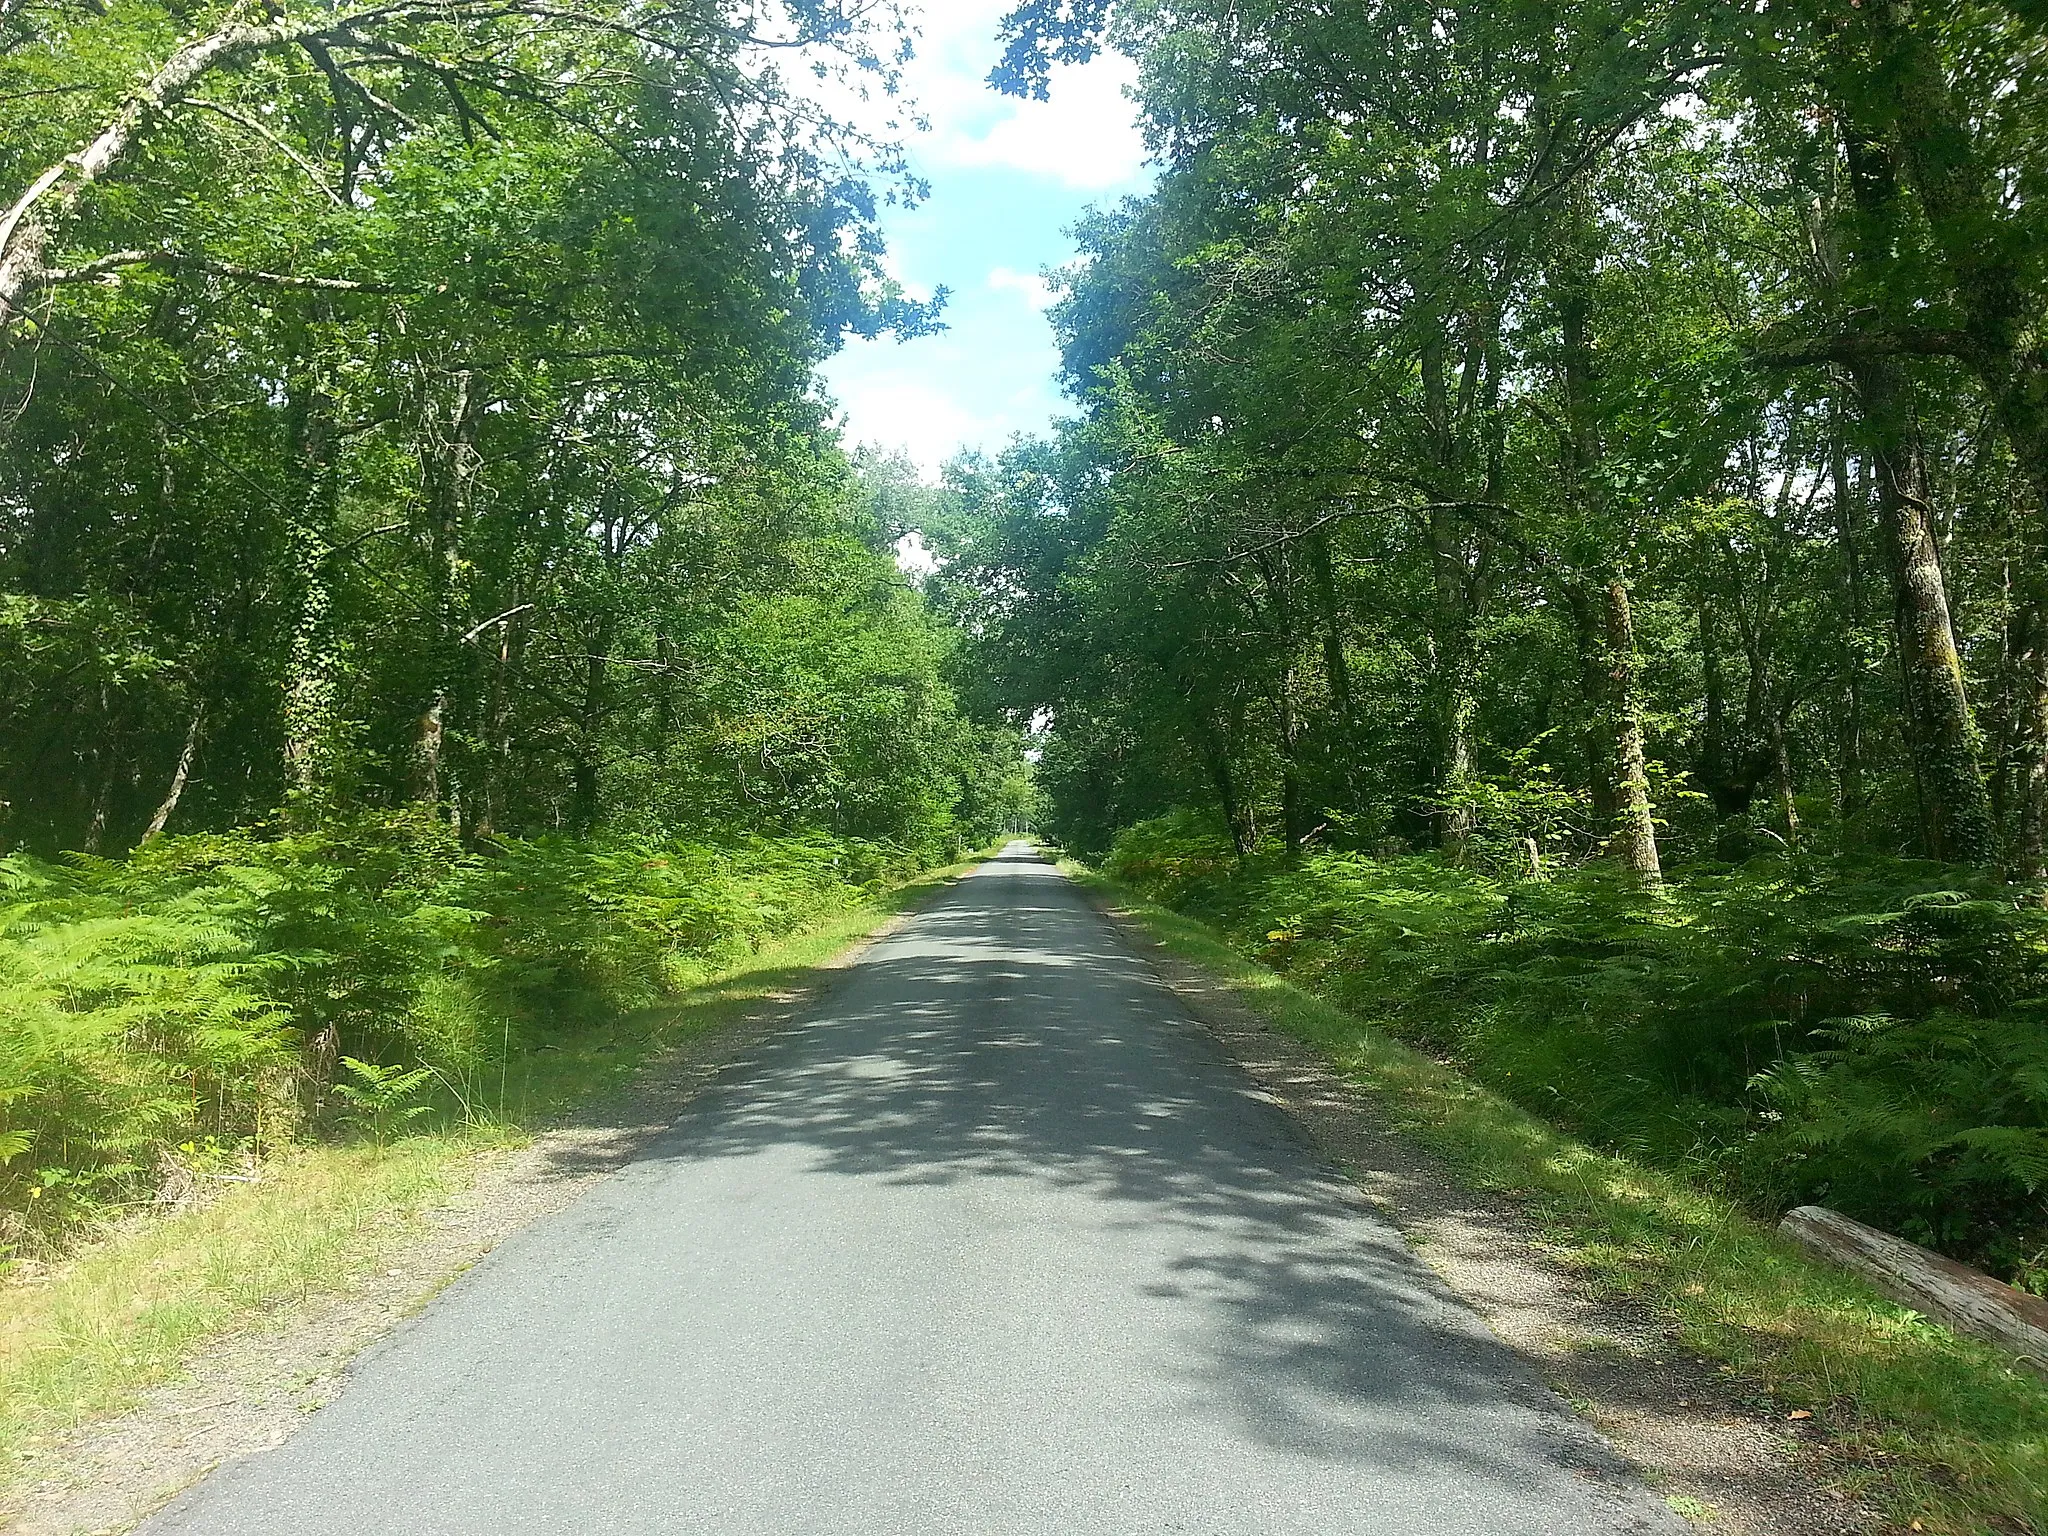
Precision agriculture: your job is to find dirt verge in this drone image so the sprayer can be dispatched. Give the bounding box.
[1088,888,1898,1536]
[3,910,915,1536]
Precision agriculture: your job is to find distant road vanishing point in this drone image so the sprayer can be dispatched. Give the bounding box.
[144,843,1679,1535]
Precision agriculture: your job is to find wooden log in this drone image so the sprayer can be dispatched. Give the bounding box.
[1779,1205,2048,1370]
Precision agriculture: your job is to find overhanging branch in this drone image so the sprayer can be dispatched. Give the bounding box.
[41,249,395,293]
[1748,322,1978,370]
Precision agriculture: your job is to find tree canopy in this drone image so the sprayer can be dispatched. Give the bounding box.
[959,0,2048,881]
[0,0,1022,856]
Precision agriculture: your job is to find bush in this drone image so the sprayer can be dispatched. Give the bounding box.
[0,815,932,1254]
[1105,815,2048,1288]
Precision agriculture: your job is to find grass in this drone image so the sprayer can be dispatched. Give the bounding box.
[0,1136,484,1485]
[0,853,985,1494]
[1066,860,2048,1536]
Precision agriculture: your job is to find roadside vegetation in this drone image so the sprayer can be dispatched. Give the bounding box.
[8,0,2048,1523]
[0,0,1030,1259]
[921,2,2048,1528]
[1107,813,2048,1293]
[930,0,2048,1331]
[0,859,975,1492]
[1076,856,2048,1536]
[0,823,964,1251]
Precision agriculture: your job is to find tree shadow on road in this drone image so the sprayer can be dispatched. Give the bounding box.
[622,850,1667,1524]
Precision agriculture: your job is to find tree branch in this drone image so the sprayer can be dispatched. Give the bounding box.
[1748,321,1978,370]
[40,249,393,292]
[461,603,536,645]
[183,97,346,206]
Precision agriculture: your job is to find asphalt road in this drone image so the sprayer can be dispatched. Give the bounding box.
[145,844,1678,1535]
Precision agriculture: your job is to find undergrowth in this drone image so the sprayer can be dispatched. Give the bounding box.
[0,813,935,1255]
[1104,810,2048,1290]
[0,856,976,1489]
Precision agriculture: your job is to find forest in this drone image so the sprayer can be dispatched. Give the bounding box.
[3,2,2048,1519]
[8,0,2048,1367]
[944,0,2048,1291]
[0,0,1028,1248]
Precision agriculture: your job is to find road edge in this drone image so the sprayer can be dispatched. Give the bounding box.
[2,858,985,1536]
[1064,857,1899,1536]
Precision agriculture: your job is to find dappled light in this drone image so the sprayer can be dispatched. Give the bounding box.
[7,0,2048,1526]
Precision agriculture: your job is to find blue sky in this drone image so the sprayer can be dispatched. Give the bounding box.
[817,4,1152,477]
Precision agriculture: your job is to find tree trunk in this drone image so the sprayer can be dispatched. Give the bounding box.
[1693,591,1767,817]
[1848,350,1995,863]
[470,615,525,841]
[413,697,446,805]
[1307,531,1351,712]
[281,383,338,823]
[1771,710,1800,846]
[413,370,479,811]
[1989,559,2020,847]
[0,19,306,329]
[141,707,203,844]
[571,609,614,833]
[1423,503,1484,852]
[1200,722,1252,858]
[1831,419,1867,825]
[654,629,677,770]
[1596,576,1663,884]
[1279,667,1307,857]
[1850,0,2048,516]
[1555,213,1658,885]
[1418,320,1490,855]
[1565,583,1620,826]
[2013,616,2048,880]
[1780,1205,2048,1370]
[82,755,115,854]
[1829,126,1996,864]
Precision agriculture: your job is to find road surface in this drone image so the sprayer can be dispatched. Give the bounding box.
[145,845,1676,1535]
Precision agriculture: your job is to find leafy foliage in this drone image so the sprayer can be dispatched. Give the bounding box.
[0,817,943,1253]
[0,0,1032,1259]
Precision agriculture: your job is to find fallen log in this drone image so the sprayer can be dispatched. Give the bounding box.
[1779,1205,2048,1372]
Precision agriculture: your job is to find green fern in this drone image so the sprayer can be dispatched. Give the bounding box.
[1106,815,2048,1285]
[329,1057,435,1141]
[0,818,932,1254]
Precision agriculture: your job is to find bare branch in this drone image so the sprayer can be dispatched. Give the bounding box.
[461,603,536,644]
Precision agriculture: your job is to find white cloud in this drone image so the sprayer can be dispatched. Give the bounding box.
[806,5,1148,471]
[939,54,1146,190]
[815,2,1148,194]
[988,266,1056,311]
[827,362,1002,479]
